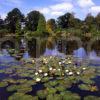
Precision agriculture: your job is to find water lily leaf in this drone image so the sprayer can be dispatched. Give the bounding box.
[78,84,91,91]
[46,94,54,100]
[7,85,18,92]
[61,92,80,100]
[42,77,49,82]
[37,90,47,99]
[56,85,66,92]
[48,81,58,87]
[0,70,5,73]
[46,87,57,94]
[53,94,62,100]
[0,81,8,87]
[7,84,32,93]
[84,96,100,100]
[8,93,34,100]
[16,84,32,93]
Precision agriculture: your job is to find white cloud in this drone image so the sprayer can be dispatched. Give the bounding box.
[1,0,23,7]
[50,2,73,11]
[51,11,64,16]
[37,2,73,18]
[77,0,95,8]
[54,0,73,2]
[90,6,100,13]
[39,8,50,14]
[0,13,7,19]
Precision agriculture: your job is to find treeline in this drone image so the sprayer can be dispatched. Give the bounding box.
[0,8,100,38]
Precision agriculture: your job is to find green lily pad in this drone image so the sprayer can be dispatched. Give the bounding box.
[7,85,18,92]
[48,81,58,87]
[37,90,47,99]
[56,85,66,92]
[0,70,5,73]
[53,94,63,100]
[8,93,34,100]
[46,94,54,100]
[7,84,32,93]
[62,92,80,100]
[47,87,57,94]
[78,84,91,91]
[0,82,8,87]
[84,96,100,100]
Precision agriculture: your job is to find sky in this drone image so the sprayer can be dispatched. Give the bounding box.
[0,0,100,20]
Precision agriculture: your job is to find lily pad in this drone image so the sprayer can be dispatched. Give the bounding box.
[8,93,34,100]
[0,81,8,87]
[37,90,47,99]
[84,96,100,100]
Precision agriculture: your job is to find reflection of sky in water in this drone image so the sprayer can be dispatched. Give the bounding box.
[73,47,100,61]
[89,51,100,61]
[0,47,100,65]
[23,51,30,59]
[0,49,15,63]
[44,47,65,58]
[73,47,87,58]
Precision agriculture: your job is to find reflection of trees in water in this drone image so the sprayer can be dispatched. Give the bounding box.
[91,40,100,56]
[28,38,36,57]
[28,38,47,57]
[66,40,78,55]
[27,37,100,57]
[40,39,47,55]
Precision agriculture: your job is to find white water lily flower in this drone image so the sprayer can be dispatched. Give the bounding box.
[68,72,73,75]
[62,61,65,63]
[44,73,48,76]
[77,72,80,75]
[49,67,53,71]
[59,62,62,65]
[39,70,42,73]
[45,61,48,64]
[65,70,69,72]
[32,60,35,63]
[62,74,64,76]
[53,69,56,71]
[83,67,86,70]
[58,69,61,71]
[35,72,38,75]
[50,56,53,59]
[36,78,41,82]
[68,61,72,64]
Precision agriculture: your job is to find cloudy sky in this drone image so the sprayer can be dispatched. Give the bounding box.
[0,0,100,20]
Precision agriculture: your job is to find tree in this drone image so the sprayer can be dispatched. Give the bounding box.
[37,14,46,35]
[46,19,56,34]
[5,8,24,33]
[0,17,4,29]
[57,12,75,29]
[25,11,40,31]
[95,13,100,31]
[73,18,82,28]
[85,13,95,30]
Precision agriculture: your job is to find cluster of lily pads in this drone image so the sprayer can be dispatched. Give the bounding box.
[8,48,25,60]
[0,55,100,100]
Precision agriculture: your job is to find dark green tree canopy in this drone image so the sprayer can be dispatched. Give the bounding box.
[25,11,40,31]
[95,13,100,30]
[37,14,46,33]
[85,13,95,28]
[57,12,75,29]
[5,8,24,33]
[0,17,4,29]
